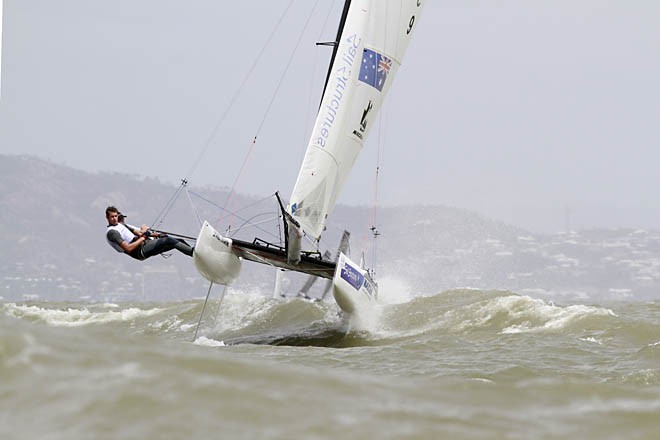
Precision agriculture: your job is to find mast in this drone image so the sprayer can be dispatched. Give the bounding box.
[319,0,352,105]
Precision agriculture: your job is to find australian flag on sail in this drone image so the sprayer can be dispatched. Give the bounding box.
[359,48,392,92]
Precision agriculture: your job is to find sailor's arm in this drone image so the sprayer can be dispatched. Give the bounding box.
[135,225,161,238]
[127,224,147,236]
[120,235,148,253]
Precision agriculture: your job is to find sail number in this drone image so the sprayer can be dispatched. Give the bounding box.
[406,1,422,35]
[407,16,415,34]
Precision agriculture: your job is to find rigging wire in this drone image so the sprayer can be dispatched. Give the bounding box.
[369,107,386,278]
[217,136,258,229]
[148,1,343,254]
[301,0,339,161]
[253,0,324,142]
[188,190,281,242]
[229,215,280,235]
[184,185,203,228]
[183,0,297,183]
[151,1,296,230]
[220,0,324,231]
[150,179,188,230]
[367,1,394,279]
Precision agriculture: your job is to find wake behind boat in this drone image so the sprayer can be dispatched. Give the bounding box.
[193,0,424,315]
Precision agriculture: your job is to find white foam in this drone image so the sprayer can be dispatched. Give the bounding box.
[446,295,615,334]
[180,323,196,332]
[194,336,226,347]
[208,290,276,332]
[333,276,418,334]
[579,336,604,345]
[452,286,484,292]
[492,296,616,334]
[347,302,384,333]
[500,325,530,334]
[470,377,496,384]
[149,316,183,332]
[2,303,163,327]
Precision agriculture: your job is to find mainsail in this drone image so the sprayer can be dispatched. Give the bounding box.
[288,0,424,242]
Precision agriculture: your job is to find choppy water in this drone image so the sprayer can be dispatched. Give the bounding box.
[2,289,659,439]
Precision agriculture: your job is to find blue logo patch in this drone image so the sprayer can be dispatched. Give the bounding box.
[340,262,364,291]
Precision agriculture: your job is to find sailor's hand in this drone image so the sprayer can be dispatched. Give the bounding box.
[143,230,151,238]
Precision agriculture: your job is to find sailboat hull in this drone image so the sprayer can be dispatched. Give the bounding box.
[193,221,242,285]
[332,252,378,314]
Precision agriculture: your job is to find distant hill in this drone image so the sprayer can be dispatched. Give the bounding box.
[1,154,659,302]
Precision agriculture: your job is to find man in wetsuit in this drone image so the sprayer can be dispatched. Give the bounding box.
[105,206,193,260]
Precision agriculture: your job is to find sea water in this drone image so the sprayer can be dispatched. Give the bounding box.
[1,289,659,439]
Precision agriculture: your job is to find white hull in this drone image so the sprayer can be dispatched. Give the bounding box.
[332,252,378,314]
[193,221,242,285]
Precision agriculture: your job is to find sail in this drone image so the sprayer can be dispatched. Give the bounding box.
[288,0,424,240]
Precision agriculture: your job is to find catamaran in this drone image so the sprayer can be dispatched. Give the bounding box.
[193,0,424,314]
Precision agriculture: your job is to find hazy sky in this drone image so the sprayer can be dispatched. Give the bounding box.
[1,1,659,233]
[0,0,3,96]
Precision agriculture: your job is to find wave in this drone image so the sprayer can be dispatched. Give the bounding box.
[2,288,630,349]
[2,302,166,327]
[374,289,617,340]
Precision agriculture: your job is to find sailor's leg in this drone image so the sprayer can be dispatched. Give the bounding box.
[141,237,171,258]
[173,239,194,257]
[141,237,192,258]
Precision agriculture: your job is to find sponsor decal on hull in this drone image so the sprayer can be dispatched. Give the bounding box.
[340,261,364,291]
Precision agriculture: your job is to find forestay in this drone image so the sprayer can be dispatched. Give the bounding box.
[288,0,424,241]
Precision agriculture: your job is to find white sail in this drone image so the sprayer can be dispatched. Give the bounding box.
[288,0,425,240]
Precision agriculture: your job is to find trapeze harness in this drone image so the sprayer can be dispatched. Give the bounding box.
[106,223,145,260]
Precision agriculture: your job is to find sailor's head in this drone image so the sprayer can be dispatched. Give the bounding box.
[105,206,120,225]
[118,212,127,223]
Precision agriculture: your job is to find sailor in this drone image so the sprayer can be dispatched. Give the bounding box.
[105,206,194,260]
[117,211,133,227]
